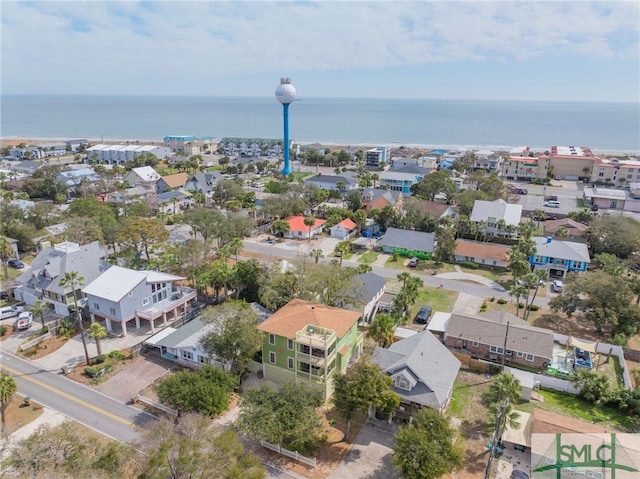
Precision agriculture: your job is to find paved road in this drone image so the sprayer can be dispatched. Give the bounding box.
[242,240,552,308]
[0,351,155,443]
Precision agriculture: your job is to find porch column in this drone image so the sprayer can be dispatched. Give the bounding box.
[121,321,127,336]
[135,316,141,329]
[105,318,112,332]
[163,312,167,327]
[150,318,155,334]
[90,313,96,324]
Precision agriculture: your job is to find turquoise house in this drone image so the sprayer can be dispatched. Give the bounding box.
[529,237,590,279]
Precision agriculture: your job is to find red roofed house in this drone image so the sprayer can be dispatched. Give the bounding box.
[283,216,327,240]
[330,218,357,239]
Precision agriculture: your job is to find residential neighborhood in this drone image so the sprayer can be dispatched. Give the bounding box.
[1,139,640,479]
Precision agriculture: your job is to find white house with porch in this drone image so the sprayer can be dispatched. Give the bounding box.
[82,266,197,336]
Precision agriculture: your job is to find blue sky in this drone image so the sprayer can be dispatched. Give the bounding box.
[2,1,639,102]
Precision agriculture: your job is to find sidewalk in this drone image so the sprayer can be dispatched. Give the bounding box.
[436,265,506,290]
[31,325,156,372]
[0,407,66,461]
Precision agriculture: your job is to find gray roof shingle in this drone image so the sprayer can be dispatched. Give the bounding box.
[372,331,461,409]
[445,313,554,359]
[15,241,110,296]
[379,227,435,253]
[532,237,591,263]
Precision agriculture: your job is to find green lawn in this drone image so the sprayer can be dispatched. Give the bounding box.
[358,252,378,264]
[290,171,313,180]
[514,389,637,431]
[576,198,586,208]
[450,380,476,417]
[411,287,458,316]
[383,256,456,273]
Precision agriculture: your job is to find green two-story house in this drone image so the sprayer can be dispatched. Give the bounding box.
[257,299,364,400]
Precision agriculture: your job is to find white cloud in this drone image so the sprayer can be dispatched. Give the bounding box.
[1,1,638,95]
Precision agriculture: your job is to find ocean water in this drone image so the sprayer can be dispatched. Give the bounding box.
[1,95,638,153]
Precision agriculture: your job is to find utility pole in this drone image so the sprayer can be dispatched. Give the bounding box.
[484,398,509,479]
[501,321,510,371]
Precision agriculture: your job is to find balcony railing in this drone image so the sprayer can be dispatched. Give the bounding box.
[136,288,197,321]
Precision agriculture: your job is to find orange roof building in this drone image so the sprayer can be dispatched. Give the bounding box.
[283,216,327,240]
[454,239,511,268]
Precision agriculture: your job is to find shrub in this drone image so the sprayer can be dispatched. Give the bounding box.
[518,302,525,309]
[58,318,77,338]
[108,350,126,361]
[84,362,113,379]
[461,261,479,270]
[155,364,236,417]
[481,302,488,309]
[497,298,507,305]
[39,326,49,335]
[489,297,496,302]
[93,354,106,364]
[527,304,540,311]
[0,326,6,337]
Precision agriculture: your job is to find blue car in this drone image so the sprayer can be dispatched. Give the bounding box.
[7,259,25,269]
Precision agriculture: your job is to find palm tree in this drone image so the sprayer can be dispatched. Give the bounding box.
[524,269,549,321]
[0,373,17,431]
[531,209,546,228]
[271,220,290,239]
[0,236,15,280]
[30,300,49,329]
[303,215,317,243]
[555,226,569,239]
[518,220,535,240]
[309,248,324,264]
[334,240,351,267]
[59,271,90,365]
[509,284,528,318]
[486,372,522,404]
[369,313,396,347]
[87,322,107,356]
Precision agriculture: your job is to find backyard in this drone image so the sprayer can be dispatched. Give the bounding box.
[447,366,638,479]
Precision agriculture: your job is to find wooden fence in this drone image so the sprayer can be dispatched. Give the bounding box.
[133,394,178,418]
[623,347,640,362]
[20,332,51,351]
[260,441,316,468]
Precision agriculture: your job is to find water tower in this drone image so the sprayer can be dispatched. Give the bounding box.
[275,77,296,176]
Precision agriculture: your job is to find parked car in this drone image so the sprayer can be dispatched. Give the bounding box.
[408,257,419,268]
[0,291,9,300]
[551,280,564,293]
[544,200,560,208]
[416,305,432,324]
[16,311,33,330]
[7,259,25,269]
[544,195,558,202]
[514,188,528,195]
[0,305,24,320]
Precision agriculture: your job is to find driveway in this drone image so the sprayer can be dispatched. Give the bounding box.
[329,419,401,479]
[95,353,174,403]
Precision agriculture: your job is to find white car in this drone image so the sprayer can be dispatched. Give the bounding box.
[16,311,33,330]
[0,305,25,320]
[544,201,560,208]
[551,280,564,293]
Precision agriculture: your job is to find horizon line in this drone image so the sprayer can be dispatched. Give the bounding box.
[1,93,637,105]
